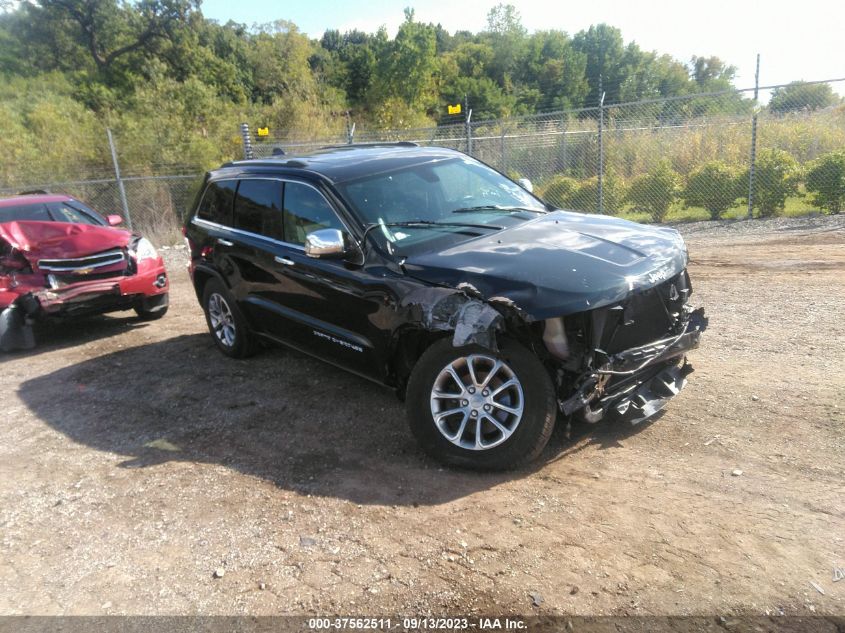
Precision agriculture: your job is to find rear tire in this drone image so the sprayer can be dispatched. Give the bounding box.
[406,338,556,470]
[201,279,257,358]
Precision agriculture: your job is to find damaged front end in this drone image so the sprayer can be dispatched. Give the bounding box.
[0,239,40,352]
[548,269,708,425]
[0,221,169,352]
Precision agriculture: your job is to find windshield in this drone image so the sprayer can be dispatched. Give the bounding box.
[337,156,546,253]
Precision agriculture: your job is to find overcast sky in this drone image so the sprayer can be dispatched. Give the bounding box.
[200,0,845,92]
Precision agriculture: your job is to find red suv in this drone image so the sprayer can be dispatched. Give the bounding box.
[0,193,169,351]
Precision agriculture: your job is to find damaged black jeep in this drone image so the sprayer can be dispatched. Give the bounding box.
[185,145,707,469]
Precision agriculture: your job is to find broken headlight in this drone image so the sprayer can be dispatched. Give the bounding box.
[131,237,158,262]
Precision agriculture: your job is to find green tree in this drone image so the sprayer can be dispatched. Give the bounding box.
[518,30,588,111]
[372,10,438,113]
[769,81,840,115]
[482,3,527,90]
[745,149,802,217]
[572,24,628,105]
[439,42,514,118]
[805,151,845,214]
[26,0,198,72]
[627,160,680,222]
[620,52,691,103]
[683,161,740,220]
[690,56,736,89]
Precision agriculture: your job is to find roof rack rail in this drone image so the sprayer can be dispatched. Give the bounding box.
[318,141,420,150]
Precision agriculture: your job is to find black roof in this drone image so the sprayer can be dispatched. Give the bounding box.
[218,144,466,184]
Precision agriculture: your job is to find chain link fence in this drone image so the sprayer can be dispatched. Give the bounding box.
[0,128,209,245]
[2,78,842,245]
[248,78,845,223]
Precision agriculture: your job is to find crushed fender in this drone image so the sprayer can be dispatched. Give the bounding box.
[400,287,506,350]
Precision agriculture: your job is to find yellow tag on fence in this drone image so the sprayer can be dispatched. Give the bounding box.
[447,104,462,115]
[257,126,269,137]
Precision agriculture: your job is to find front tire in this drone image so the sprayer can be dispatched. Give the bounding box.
[406,338,556,470]
[201,280,257,358]
[134,293,169,321]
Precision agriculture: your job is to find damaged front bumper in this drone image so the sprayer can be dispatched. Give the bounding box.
[560,307,708,425]
[0,261,168,352]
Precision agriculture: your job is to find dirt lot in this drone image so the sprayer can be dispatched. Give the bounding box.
[1,215,843,617]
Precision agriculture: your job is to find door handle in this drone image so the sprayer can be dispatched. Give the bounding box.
[274,255,295,266]
[217,238,234,247]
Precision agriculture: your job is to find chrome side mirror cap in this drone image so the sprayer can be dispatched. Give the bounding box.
[304,228,351,259]
[517,178,534,193]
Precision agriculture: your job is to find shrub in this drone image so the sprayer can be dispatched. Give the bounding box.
[626,160,680,223]
[538,175,579,208]
[744,148,802,217]
[566,174,626,215]
[805,151,845,214]
[683,161,741,220]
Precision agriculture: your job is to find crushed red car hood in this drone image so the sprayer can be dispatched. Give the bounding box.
[0,221,132,262]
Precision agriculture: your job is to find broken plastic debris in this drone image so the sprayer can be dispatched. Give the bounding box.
[144,438,180,452]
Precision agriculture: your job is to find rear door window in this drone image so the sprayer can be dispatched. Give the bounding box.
[283,182,343,245]
[0,203,52,222]
[197,180,237,226]
[233,179,284,240]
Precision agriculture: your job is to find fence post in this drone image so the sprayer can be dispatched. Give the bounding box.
[240,122,253,160]
[500,122,507,173]
[747,54,760,219]
[560,118,568,175]
[597,78,606,214]
[465,95,473,155]
[106,128,132,231]
[345,111,355,144]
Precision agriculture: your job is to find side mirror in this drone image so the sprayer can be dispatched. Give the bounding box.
[106,214,123,226]
[304,228,352,259]
[517,178,534,193]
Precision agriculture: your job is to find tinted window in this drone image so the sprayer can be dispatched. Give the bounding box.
[0,203,52,223]
[233,179,284,240]
[197,180,237,226]
[48,202,103,225]
[283,183,343,245]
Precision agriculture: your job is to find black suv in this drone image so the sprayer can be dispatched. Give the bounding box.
[184,145,706,469]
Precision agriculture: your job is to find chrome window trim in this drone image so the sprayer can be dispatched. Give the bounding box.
[193,217,305,252]
[192,175,359,249]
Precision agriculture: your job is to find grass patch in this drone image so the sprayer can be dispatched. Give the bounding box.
[613,191,826,225]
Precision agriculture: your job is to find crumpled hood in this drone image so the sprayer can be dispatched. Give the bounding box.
[402,210,689,319]
[0,221,132,262]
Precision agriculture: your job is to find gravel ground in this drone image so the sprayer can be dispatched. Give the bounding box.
[0,214,843,616]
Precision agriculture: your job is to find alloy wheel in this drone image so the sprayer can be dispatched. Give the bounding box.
[207,292,236,348]
[429,354,525,450]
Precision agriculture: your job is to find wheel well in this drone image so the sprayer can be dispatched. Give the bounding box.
[389,328,448,397]
[192,268,215,302]
[389,319,552,398]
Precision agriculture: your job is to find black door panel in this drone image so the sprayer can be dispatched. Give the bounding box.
[265,248,386,379]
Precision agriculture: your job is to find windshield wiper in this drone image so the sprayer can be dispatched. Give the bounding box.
[361,219,503,243]
[383,220,504,230]
[451,205,547,214]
